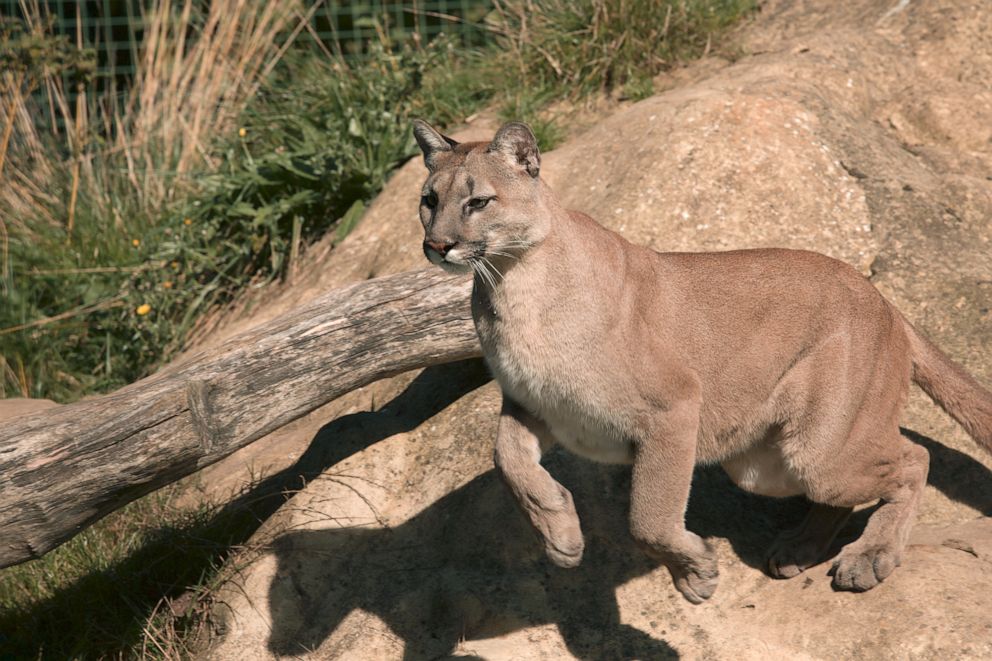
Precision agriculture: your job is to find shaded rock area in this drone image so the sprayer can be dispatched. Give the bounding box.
[198,0,992,658]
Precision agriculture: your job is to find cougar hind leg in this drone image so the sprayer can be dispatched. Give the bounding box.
[771,316,926,590]
[828,435,928,591]
[766,502,853,579]
[782,418,929,591]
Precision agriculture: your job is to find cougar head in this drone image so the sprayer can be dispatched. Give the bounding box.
[412,120,550,278]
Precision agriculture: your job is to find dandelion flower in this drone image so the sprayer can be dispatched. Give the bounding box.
[163,281,173,289]
[136,304,152,316]
[132,238,140,247]
[238,127,247,138]
[183,218,192,226]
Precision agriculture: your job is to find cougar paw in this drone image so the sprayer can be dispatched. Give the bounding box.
[766,536,822,579]
[542,509,585,568]
[830,546,900,592]
[669,554,720,604]
[545,530,584,568]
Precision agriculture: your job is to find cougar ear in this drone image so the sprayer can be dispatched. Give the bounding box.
[413,119,458,172]
[487,122,540,178]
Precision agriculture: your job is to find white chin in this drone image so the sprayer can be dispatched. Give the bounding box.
[438,261,472,275]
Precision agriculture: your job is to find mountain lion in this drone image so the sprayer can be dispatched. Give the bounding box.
[412,119,992,603]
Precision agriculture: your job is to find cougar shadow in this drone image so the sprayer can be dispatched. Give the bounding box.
[258,360,992,659]
[267,462,682,660]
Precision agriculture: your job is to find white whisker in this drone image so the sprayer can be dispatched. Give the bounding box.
[470,258,494,290]
[485,259,499,288]
[483,259,499,289]
[500,239,532,249]
[471,259,484,288]
[481,256,505,283]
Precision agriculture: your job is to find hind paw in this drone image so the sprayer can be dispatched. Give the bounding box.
[766,534,826,579]
[831,546,900,592]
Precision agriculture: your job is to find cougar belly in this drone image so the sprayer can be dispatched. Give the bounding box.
[721,441,805,498]
[540,405,635,464]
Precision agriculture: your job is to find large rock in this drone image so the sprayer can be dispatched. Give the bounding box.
[199,0,992,657]
[0,398,59,421]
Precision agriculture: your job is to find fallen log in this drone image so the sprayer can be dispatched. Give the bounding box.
[0,268,479,569]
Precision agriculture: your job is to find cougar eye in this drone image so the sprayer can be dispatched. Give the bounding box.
[466,196,492,211]
[422,192,438,209]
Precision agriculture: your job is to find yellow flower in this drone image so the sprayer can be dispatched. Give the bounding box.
[136,304,152,316]
[238,127,247,138]
[132,238,140,247]
[162,281,173,289]
[183,218,192,226]
[171,261,179,269]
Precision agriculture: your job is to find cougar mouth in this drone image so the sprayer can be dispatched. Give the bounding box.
[426,238,529,284]
[452,242,503,284]
[423,244,472,275]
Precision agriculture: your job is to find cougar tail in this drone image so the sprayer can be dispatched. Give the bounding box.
[902,314,992,452]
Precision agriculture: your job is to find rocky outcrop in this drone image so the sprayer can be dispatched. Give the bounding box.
[0,398,58,422]
[199,0,992,658]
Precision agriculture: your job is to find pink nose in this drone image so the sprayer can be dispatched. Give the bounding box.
[425,240,455,257]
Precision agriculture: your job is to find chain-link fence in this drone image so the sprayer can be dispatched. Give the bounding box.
[0,0,493,86]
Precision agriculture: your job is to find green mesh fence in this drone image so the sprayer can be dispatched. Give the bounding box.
[0,0,493,86]
[316,1,492,57]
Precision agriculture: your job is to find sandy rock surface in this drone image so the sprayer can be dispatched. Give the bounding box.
[198,0,992,658]
[0,398,59,422]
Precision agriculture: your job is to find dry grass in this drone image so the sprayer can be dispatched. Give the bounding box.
[126,0,297,208]
[1,0,298,240]
[488,0,756,97]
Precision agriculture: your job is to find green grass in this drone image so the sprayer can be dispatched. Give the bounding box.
[490,0,755,98]
[0,0,758,656]
[0,487,248,658]
[0,468,312,660]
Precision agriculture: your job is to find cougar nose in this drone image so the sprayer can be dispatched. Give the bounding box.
[425,239,456,257]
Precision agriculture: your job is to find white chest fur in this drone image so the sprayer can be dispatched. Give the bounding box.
[475,286,635,464]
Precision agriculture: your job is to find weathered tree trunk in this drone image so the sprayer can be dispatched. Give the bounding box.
[0,268,480,569]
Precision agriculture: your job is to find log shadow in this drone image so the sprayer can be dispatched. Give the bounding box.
[223,358,494,524]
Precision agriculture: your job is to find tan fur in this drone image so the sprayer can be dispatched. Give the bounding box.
[412,119,992,602]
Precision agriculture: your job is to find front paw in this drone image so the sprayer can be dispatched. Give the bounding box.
[532,485,584,567]
[544,528,584,568]
[668,551,719,604]
[766,534,823,579]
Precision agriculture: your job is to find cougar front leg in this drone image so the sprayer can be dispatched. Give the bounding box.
[629,398,718,604]
[494,398,584,568]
